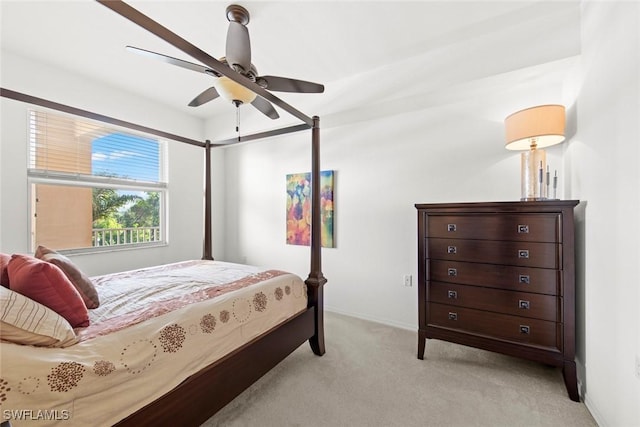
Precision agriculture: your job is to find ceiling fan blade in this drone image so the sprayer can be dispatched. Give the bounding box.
[226,22,251,73]
[258,75,325,93]
[188,87,220,107]
[251,97,279,120]
[126,46,220,77]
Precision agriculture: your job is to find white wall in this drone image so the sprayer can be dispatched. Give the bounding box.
[0,51,208,275]
[218,103,567,329]
[568,2,640,426]
[210,19,576,331]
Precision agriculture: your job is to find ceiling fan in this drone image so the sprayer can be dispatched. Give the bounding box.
[126,4,324,120]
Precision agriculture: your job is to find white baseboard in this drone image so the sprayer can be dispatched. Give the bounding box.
[324,305,416,332]
[584,393,606,427]
[575,359,606,427]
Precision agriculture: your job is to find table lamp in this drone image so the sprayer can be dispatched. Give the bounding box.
[504,104,566,200]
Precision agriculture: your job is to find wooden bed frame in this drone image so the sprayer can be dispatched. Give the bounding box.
[0,1,326,425]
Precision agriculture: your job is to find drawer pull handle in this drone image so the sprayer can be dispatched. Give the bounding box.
[519,300,530,310]
[448,312,458,321]
[518,224,530,234]
[519,274,530,284]
[447,290,457,299]
[519,325,530,335]
[447,268,458,277]
[518,249,529,259]
[447,246,457,254]
[447,224,457,232]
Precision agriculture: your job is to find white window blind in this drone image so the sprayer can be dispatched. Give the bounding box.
[28,110,166,189]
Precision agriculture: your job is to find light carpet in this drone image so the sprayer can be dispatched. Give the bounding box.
[203,312,596,427]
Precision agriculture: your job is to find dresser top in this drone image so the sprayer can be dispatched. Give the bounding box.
[415,200,580,212]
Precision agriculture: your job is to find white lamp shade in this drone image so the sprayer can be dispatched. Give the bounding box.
[504,104,566,150]
[214,76,257,104]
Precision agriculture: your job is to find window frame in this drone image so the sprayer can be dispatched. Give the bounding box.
[26,109,169,254]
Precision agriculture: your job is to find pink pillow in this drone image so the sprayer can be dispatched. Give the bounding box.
[0,253,9,288]
[7,254,89,328]
[35,245,100,309]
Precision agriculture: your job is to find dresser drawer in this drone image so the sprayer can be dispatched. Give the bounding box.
[428,303,560,350]
[430,260,559,295]
[429,282,559,322]
[428,238,560,269]
[427,213,560,242]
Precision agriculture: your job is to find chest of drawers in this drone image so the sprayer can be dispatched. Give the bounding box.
[415,201,579,401]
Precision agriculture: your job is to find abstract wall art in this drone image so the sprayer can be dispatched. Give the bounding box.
[286,170,334,247]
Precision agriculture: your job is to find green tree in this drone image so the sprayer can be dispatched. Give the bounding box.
[120,192,159,228]
[92,188,139,227]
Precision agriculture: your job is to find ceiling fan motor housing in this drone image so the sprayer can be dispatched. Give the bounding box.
[226,5,250,25]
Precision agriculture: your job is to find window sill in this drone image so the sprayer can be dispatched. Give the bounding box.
[58,241,168,257]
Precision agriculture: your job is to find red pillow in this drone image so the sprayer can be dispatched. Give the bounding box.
[0,253,9,288]
[7,254,89,328]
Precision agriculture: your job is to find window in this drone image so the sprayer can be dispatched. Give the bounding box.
[28,110,167,252]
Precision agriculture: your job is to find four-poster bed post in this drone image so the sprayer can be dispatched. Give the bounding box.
[306,115,327,355]
[202,140,213,261]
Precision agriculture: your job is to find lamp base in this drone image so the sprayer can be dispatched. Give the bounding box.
[520,149,547,200]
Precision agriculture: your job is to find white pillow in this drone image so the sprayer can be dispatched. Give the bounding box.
[0,286,77,347]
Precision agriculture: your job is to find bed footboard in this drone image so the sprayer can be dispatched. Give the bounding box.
[115,307,317,426]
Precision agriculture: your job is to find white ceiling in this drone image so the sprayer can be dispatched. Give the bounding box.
[1,0,581,128]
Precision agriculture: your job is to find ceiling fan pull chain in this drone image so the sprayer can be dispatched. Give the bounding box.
[236,103,241,141]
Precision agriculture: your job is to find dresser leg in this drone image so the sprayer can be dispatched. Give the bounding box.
[418,330,426,359]
[563,360,580,402]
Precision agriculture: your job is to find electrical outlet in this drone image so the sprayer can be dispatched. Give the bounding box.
[403,274,412,287]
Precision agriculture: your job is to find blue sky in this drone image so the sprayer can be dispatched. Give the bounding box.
[91,133,159,182]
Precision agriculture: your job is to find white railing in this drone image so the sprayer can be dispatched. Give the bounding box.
[92,226,161,247]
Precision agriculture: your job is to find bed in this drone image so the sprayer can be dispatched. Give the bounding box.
[0,1,326,425]
[1,260,316,426]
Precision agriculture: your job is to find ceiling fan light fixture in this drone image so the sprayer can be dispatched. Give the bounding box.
[214,76,257,105]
